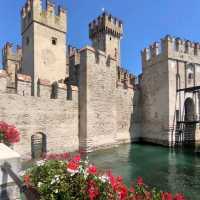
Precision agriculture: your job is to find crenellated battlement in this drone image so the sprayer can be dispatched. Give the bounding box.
[0,71,78,102]
[2,43,22,67]
[68,45,79,57]
[141,35,200,69]
[117,67,135,89]
[21,0,67,34]
[89,12,123,39]
[80,46,116,64]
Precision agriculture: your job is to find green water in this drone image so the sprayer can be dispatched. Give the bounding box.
[89,144,200,200]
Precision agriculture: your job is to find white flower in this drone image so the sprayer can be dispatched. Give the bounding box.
[84,157,89,165]
[37,182,42,187]
[67,168,79,174]
[51,175,60,185]
[55,189,59,194]
[99,175,109,183]
[36,160,45,166]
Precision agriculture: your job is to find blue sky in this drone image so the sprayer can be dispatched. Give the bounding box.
[1,0,200,75]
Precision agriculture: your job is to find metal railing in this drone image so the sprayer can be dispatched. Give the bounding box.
[1,162,40,200]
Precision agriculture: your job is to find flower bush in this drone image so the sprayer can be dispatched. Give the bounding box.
[23,152,185,200]
[0,121,20,145]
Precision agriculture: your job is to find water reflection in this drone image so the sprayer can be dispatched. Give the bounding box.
[89,144,200,200]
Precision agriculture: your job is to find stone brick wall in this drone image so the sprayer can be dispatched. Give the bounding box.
[0,92,79,159]
[79,46,139,152]
[0,71,7,92]
[116,87,134,143]
[79,46,117,151]
[140,58,170,145]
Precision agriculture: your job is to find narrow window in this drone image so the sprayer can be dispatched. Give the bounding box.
[176,110,180,121]
[188,73,193,79]
[26,37,30,45]
[52,37,57,45]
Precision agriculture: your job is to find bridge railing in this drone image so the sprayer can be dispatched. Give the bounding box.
[1,162,40,200]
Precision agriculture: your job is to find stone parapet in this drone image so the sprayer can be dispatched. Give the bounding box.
[141,35,200,69]
[117,67,135,89]
[21,0,67,34]
[89,12,123,39]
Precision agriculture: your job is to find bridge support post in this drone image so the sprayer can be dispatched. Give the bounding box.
[0,143,21,200]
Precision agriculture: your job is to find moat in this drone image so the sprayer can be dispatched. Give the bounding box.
[89,144,200,200]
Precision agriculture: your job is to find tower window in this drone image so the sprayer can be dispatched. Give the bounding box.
[52,37,57,45]
[28,12,31,20]
[188,73,193,80]
[110,37,112,41]
[26,37,30,45]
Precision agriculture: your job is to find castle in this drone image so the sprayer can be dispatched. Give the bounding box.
[1,0,200,159]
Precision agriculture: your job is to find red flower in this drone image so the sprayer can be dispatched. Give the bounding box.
[107,170,116,188]
[4,125,20,144]
[0,121,8,133]
[161,192,173,200]
[67,161,79,172]
[129,186,135,193]
[174,193,185,200]
[137,176,143,187]
[116,176,123,183]
[87,180,99,200]
[118,184,128,200]
[72,155,81,163]
[87,165,97,175]
[24,175,30,186]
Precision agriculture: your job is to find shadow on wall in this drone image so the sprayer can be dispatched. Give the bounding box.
[129,88,141,142]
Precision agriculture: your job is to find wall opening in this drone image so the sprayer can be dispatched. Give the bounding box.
[184,98,196,144]
[184,98,195,122]
[31,132,47,159]
[51,82,58,99]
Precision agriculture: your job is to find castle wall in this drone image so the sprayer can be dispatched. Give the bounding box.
[17,74,32,96]
[140,59,170,145]
[0,77,79,159]
[115,86,139,143]
[79,46,117,151]
[79,46,139,151]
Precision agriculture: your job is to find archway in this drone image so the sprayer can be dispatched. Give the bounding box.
[184,98,196,144]
[185,98,195,122]
[31,132,47,159]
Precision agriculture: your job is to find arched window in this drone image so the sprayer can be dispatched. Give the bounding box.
[31,132,47,159]
[184,98,195,122]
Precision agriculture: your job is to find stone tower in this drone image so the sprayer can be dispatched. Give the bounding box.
[89,12,123,66]
[141,35,200,146]
[21,0,67,95]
